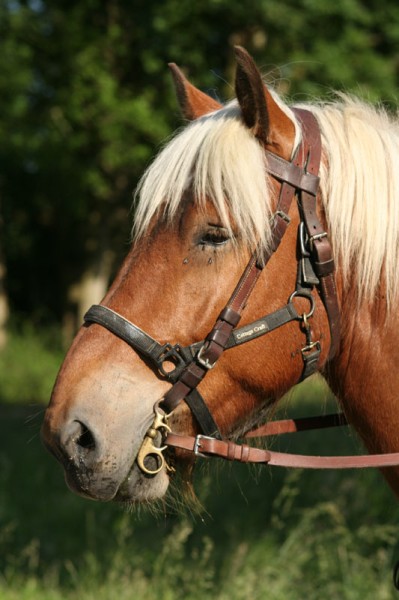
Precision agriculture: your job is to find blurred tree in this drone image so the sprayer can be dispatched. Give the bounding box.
[0,0,398,339]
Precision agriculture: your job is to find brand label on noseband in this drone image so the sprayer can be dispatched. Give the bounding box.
[233,321,269,342]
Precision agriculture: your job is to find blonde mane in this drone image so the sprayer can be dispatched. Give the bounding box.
[306,96,399,305]
[133,93,399,305]
[133,101,278,253]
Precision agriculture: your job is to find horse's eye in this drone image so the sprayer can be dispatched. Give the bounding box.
[199,227,230,247]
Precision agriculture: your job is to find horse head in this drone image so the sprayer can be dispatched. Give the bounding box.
[43,47,399,504]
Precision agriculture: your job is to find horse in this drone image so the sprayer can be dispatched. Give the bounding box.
[42,46,399,506]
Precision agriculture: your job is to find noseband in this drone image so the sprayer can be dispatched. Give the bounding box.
[84,109,399,475]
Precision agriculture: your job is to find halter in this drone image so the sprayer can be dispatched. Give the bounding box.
[83,109,399,475]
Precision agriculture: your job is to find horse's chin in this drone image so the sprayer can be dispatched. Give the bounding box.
[64,462,170,503]
[115,465,170,502]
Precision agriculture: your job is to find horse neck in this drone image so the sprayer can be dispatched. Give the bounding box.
[325,280,399,487]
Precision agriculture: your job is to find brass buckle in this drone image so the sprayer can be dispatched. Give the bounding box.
[137,406,175,475]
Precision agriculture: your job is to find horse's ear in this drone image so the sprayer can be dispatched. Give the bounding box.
[169,63,222,120]
[234,46,295,159]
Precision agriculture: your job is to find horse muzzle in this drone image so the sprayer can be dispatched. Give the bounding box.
[41,409,171,502]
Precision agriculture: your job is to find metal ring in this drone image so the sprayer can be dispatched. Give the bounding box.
[288,291,315,320]
[137,445,165,475]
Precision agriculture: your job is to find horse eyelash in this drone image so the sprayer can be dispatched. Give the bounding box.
[198,227,231,247]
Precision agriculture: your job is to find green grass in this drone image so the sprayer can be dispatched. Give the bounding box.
[1,382,399,599]
[0,329,398,598]
[0,324,64,404]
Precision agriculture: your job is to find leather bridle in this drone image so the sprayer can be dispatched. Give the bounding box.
[83,109,399,474]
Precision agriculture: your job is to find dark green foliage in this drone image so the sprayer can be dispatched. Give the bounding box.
[1,0,399,322]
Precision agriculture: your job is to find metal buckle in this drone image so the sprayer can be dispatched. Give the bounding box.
[309,231,328,250]
[300,340,321,379]
[193,434,214,457]
[299,223,328,253]
[301,340,321,357]
[299,221,310,257]
[196,344,216,370]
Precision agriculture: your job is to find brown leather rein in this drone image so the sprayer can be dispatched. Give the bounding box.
[168,413,399,470]
[83,108,399,473]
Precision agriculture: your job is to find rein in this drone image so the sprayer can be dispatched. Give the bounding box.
[83,108,399,475]
[167,413,399,470]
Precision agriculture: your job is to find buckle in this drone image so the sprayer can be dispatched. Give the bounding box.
[309,231,328,250]
[196,344,216,370]
[301,340,321,357]
[299,223,328,253]
[301,340,321,380]
[299,221,310,257]
[193,434,214,457]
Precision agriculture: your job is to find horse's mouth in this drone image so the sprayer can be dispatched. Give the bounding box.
[64,467,117,501]
[115,460,171,503]
[61,444,172,503]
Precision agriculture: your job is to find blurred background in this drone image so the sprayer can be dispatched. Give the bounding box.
[1,1,399,598]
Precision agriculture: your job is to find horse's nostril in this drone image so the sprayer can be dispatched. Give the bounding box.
[59,419,99,466]
[75,421,96,451]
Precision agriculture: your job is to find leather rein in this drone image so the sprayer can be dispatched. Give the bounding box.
[83,108,399,474]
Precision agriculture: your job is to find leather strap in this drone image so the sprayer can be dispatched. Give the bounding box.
[161,260,266,412]
[165,411,399,469]
[162,121,317,415]
[293,108,340,359]
[166,429,399,469]
[246,412,348,437]
[84,305,192,382]
[84,301,300,383]
[184,388,221,438]
[84,305,162,357]
[265,151,320,196]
